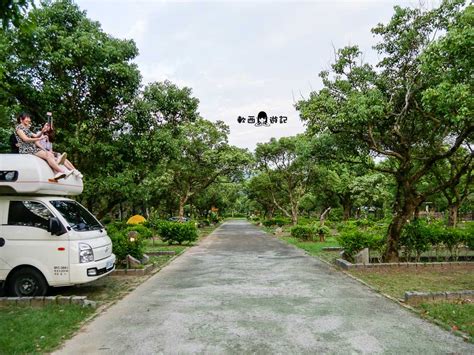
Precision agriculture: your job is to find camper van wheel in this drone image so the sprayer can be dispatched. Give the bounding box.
[7,267,48,297]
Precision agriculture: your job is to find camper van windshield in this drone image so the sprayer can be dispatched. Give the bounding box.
[50,200,103,232]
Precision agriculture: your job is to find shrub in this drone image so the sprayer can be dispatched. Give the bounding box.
[125,224,153,239]
[296,217,313,226]
[275,217,290,226]
[354,219,374,229]
[290,225,315,241]
[336,231,381,261]
[145,216,166,233]
[328,207,343,222]
[262,218,288,227]
[314,224,331,242]
[107,229,145,264]
[465,232,474,250]
[106,221,127,235]
[441,228,464,260]
[158,221,198,245]
[101,215,112,224]
[198,219,211,227]
[400,220,432,261]
[262,219,275,227]
[248,215,260,222]
[105,222,148,263]
[209,212,219,224]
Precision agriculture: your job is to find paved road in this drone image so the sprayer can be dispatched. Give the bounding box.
[58,220,473,354]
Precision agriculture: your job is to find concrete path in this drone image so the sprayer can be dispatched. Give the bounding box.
[58,220,473,354]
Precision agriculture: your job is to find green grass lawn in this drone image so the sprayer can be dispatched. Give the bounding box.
[0,304,94,353]
[263,223,343,263]
[419,302,474,339]
[349,267,474,299]
[279,236,342,263]
[349,266,474,341]
[143,239,188,253]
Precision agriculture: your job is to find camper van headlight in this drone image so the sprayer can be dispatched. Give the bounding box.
[79,243,94,263]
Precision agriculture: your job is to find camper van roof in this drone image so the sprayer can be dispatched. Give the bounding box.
[0,154,83,196]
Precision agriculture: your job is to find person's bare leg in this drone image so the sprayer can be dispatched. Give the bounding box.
[64,159,76,171]
[34,151,66,173]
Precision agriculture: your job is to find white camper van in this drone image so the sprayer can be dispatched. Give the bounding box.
[0,154,115,297]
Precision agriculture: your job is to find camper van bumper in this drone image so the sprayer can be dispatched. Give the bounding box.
[70,254,116,284]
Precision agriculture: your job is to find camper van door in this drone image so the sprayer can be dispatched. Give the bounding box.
[0,199,70,285]
[0,200,9,280]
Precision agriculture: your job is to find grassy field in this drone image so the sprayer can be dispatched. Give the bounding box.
[348,267,474,299]
[1,223,220,353]
[0,304,94,353]
[279,235,342,263]
[420,302,474,339]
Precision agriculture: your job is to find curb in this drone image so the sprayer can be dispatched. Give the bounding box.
[335,258,474,270]
[0,295,96,308]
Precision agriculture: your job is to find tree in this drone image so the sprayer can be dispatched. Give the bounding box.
[246,172,279,219]
[0,0,33,28]
[432,149,473,227]
[164,118,252,218]
[142,80,200,129]
[297,1,473,261]
[1,0,141,173]
[350,172,392,218]
[255,135,314,225]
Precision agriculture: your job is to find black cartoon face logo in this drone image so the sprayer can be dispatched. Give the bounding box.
[256,111,269,127]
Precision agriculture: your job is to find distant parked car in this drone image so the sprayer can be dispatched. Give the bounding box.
[168,216,191,222]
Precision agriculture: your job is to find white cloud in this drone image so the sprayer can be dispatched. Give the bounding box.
[126,19,148,45]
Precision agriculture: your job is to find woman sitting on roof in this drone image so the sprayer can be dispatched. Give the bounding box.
[15,112,71,180]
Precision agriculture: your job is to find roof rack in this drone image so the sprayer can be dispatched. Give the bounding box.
[0,154,83,196]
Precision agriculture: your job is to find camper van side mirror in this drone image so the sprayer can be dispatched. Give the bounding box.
[49,217,64,236]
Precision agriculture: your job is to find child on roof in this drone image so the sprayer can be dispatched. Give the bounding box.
[36,122,83,179]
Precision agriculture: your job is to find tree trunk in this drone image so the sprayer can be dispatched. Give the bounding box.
[320,207,331,226]
[414,205,420,220]
[447,204,458,227]
[178,195,188,219]
[385,215,405,262]
[342,202,351,221]
[291,204,298,225]
[385,201,417,262]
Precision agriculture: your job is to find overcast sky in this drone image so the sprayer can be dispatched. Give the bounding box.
[74,0,419,151]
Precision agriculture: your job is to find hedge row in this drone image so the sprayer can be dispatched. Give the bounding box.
[336,220,474,262]
[290,224,331,241]
[400,220,473,261]
[106,218,199,264]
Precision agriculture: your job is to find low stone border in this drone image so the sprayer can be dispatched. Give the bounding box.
[111,263,156,276]
[146,251,176,256]
[405,290,474,305]
[322,247,343,251]
[0,296,96,308]
[336,258,474,270]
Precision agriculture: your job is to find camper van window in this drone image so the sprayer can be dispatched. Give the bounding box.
[0,171,18,181]
[8,201,53,231]
[50,200,102,232]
